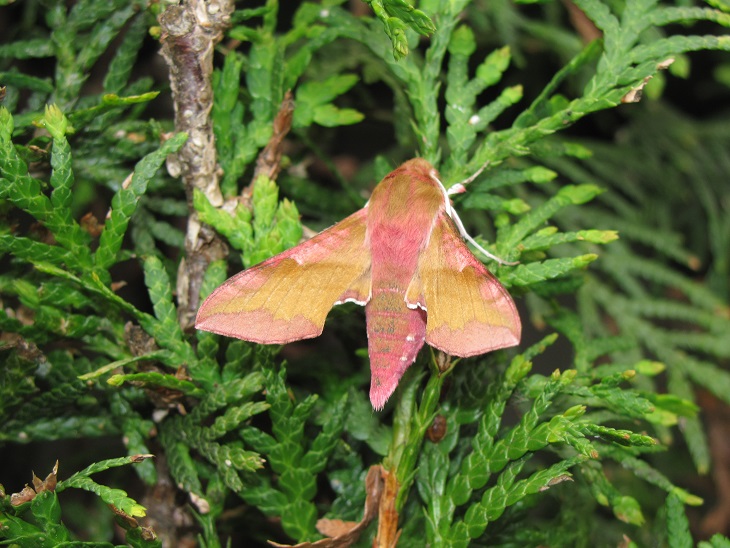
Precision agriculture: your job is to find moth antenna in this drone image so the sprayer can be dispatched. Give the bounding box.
[430,169,519,266]
[446,162,489,195]
[458,161,490,188]
[451,209,519,266]
[447,183,466,196]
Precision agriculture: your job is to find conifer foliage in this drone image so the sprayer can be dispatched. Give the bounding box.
[1,0,729,545]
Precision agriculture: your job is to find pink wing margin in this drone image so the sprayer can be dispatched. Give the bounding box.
[406,213,521,356]
[195,208,372,344]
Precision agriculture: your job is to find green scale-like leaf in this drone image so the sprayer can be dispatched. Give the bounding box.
[141,255,197,367]
[57,455,154,516]
[95,132,187,271]
[293,74,364,128]
[364,0,435,59]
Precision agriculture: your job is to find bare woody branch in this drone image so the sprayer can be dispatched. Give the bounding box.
[158,0,234,330]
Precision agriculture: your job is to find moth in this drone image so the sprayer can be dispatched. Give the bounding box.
[196,158,521,410]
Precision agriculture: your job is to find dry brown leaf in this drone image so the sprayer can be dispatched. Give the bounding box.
[80,212,104,237]
[130,454,155,463]
[10,486,36,506]
[269,465,384,548]
[10,461,59,506]
[621,58,674,103]
[434,351,452,373]
[110,503,141,529]
[374,467,400,548]
[315,518,358,538]
[253,90,295,184]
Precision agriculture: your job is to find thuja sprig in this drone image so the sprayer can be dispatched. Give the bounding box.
[239,366,348,542]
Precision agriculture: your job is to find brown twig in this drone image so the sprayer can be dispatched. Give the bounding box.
[153,3,234,544]
[699,390,730,537]
[158,0,234,331]
[252,90,295,187]
[562,0,602,43]
[140,453,197,547]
